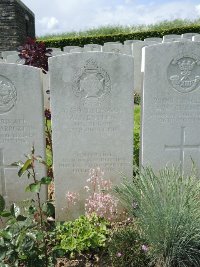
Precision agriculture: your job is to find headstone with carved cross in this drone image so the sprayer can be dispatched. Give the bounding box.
[49,52,134,221]
[0,63,47,209]
[141,41,200,175]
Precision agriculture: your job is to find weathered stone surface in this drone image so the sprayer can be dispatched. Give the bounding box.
[132,41,158,93]
[49,52,134,221]
[141,42,200,175]
[0,64,46,207]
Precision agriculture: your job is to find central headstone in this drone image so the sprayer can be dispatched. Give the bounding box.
[50,52,134,221]
[141,42,200,175]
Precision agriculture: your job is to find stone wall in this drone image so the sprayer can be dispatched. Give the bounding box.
[0,0,35,51]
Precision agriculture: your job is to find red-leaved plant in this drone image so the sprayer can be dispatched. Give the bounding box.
[18,37,52,73]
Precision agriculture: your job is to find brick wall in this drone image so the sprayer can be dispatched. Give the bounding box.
[0,0,35,51]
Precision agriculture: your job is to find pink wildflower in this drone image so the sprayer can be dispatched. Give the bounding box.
[141,244,148,252]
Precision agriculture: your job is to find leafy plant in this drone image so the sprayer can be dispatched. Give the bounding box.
[134,92,141,105]
[55,213,109,259]
[18,37,52,73]
[134,105,140,166]
[108,222,150,267]
[0,147,56,267]
[115,167,200,267]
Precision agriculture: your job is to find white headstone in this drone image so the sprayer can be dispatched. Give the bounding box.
[132,41,158,93]
[141,42,200,175]
[192,35,200,42]
[51,51,66,56]
[49,52,134,221]
[163,34,181,42]
[70,47,84,53]
[124,40,142,45]
[163,38,188,43]
[102,43,125,54]
[144,37,162,42]
[2,51,18,60]
[181,33,199,40]
[42,73,50,109]
[63,46,79,52]
[47,47,61,51]
[0,64,47,207]
[6,55,25,64]
[104,42,120,45]
[84,44,102,52]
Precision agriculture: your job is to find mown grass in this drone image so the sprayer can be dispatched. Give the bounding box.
[38,18,200,40]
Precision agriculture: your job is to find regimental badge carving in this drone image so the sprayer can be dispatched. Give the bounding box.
[0,76,17,114]
[72,59,111,99]
[167,54,200,93]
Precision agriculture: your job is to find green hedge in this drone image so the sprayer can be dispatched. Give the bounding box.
[41,25,200,50]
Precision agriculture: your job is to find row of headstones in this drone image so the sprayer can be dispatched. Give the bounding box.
[1,32,200,108]
[0,38,200,221]
[1,33,200,61]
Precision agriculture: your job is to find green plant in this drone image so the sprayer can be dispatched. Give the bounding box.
[134,105,140,166]
[134,93,141,105]
[55,213,109,260]
[0,147,56,267]
[108,222,149,267]
[115,167,200,267]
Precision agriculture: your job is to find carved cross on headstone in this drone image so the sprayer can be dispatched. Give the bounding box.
[0,148,18,199]
[165,127,200,175]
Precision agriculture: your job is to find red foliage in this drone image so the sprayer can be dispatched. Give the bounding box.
[18,37,52,73]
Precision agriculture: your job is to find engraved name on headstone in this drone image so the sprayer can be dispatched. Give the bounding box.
[49,52,134,221]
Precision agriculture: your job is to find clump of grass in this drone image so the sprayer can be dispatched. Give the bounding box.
[115,167,200,267]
